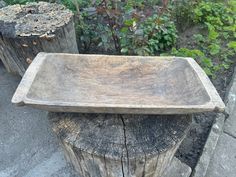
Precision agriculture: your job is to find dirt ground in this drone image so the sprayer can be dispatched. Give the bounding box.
[174,26,235,168]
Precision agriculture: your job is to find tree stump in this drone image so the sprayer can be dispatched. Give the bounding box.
[48,113,192,177]
[0,2,78,76]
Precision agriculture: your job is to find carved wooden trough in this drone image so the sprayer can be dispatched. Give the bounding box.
[12,53,225,177]
[12,52,224,114]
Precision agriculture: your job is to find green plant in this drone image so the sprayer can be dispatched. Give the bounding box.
[194,1,235,28]
[74,0,177,54]
[161,0,236,78]
[170,0,200,32]
[184,0,236,77]
[5,0,36,4]
[5,0,236,78]
[120,14,177,55]
[5,0,176,55]
[228,41,236,52]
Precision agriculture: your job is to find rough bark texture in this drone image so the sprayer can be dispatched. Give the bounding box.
[0,2,78,76]
[48,113,192,177]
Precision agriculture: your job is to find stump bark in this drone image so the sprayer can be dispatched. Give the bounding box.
[49,113,192,177]
[0,2,78,76]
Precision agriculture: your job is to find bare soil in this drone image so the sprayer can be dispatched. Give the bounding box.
[175,70,234,168]
[175,26,235,168]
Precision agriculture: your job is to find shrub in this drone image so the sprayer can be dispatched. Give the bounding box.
[194,1,235,28]
[170,0,200,32]
[120,14,177,55]
[167,0,236,78]
[74,0,177,55]
[4,0,236,78]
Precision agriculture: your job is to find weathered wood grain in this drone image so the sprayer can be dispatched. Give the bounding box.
[0,0,6,8]
[12,53,225,114]
[48,113,192,177]
[0,2,78,76]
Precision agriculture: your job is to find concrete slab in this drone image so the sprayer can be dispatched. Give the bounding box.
[0,63,76,177]
[225,66,236,116]
[224,104,236,138]
[23,150,77,177]
[224,68,236,138]
[193,63,236,177]
[163,157,192,177]
[205,133,236,177]
[192,113,225,177]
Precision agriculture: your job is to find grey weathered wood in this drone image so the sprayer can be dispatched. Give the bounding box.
[0,2,78,76]
[0,0,6,8]
[12,53,225,114]
[48,113,192,177]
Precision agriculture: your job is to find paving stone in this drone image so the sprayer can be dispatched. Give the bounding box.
[224,67,236,138]
[192,113,225,177]
[163,157,192,177]
[23,151,77,177]
[0,63,76,177]
[224,104,236,138]
[225,67,236,116]
[205,133,236,177]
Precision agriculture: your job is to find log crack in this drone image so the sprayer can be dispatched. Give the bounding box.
[120,115,129,176]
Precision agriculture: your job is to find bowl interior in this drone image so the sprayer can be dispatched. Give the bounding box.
[26,55,210,107]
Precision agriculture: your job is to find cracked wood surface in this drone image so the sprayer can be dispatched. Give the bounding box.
[49,113,192,177]
[0,2,78,76]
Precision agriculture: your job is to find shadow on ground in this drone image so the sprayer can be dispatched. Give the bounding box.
[0,62,77,177]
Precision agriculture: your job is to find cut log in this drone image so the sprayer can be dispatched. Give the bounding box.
[0,2,78,76]
[48,113,192,177]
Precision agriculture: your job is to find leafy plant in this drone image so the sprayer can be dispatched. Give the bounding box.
[170,0,200,32]
[5,0,236,78]
[228,41,236,52]
[5,0,36,4]
[194,1,235,28]
[190,0,235,77]
[74,0,177,54]
[120,14,177,55]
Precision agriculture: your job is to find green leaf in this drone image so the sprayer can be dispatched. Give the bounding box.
[192,49,204,57]
[121,48,128,53]
[194,34,205,43]
[222,63,230,69]
[120,27,128,33]
[209,44,220,55]
[227,41,236,51]
[124,19,136,26]
[203,67,213,76]
[208,29,219,40]
[202,58,213,67]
